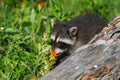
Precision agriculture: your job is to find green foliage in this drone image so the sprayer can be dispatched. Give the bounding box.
[0,0,120,80]
[0,0,53,80]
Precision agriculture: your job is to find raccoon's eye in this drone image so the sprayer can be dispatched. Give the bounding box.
[57,42,70,49]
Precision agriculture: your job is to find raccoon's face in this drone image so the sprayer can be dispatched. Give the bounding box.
[50,23,77,54]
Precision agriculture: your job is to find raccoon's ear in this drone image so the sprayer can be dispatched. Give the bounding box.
[51,19,57,28]
[68,26,77,36]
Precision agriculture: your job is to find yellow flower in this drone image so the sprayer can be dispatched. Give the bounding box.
[32,76,37,80]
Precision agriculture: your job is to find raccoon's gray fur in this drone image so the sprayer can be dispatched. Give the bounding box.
[51,14,107,55]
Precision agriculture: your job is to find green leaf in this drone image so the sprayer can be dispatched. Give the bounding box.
[5,28,17,33]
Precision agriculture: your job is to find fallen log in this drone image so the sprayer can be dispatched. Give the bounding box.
[38,15,120,80]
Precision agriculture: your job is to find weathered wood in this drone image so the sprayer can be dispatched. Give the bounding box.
[38,16,120,80]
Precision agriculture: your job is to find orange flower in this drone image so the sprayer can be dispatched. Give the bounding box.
[50,50,57,57]
[38,2,44,7]
[21,2,26,7]
[50,50,57,60]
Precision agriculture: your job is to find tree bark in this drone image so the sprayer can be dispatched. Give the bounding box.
[38,16,120,80]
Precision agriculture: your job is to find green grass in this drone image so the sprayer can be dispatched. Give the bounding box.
[0,0,120,80]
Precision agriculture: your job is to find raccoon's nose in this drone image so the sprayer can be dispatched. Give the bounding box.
[51,42,56,49]
[51,45,55,50]
[52,47,54,50]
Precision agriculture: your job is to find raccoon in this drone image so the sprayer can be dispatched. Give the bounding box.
[50,13,107,66]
